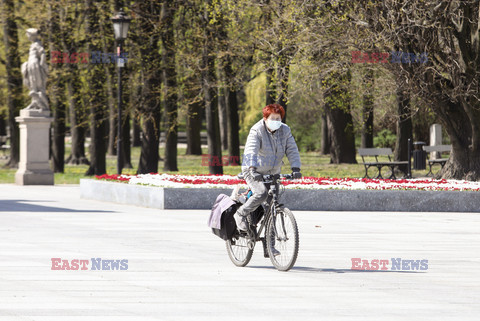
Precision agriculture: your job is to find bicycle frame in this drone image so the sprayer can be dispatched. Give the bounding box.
[242,174,291,249]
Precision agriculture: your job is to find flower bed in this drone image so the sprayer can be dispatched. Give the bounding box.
[95,173,480,192]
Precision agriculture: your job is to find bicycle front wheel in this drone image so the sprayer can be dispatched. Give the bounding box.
[226,234,254,267]
[266,207,299,271]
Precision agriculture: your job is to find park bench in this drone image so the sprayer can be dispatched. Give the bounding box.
[358,148,409,179]
[0,135,10,158]
[423,145,451,176]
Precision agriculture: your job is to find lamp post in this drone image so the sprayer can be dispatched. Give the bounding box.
[111,9,131,175]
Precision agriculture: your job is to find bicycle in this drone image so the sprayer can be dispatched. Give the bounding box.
[226,173,299,271]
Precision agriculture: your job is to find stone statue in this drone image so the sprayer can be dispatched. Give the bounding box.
[21,28,49,111]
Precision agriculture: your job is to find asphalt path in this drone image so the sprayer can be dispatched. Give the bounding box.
[0,184,479,320]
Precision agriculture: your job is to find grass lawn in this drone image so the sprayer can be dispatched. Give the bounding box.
[0,146,426,184]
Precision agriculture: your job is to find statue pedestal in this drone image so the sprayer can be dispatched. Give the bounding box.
[15,109,54,185]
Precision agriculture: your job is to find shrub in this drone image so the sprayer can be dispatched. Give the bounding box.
[374,129,396,149]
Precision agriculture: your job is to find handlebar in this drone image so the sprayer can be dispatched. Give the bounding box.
[237,173,294,181]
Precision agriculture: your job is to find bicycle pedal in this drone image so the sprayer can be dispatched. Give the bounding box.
[261,237,269,258]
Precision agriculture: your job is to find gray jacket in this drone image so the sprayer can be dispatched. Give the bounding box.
[241,119,301,175]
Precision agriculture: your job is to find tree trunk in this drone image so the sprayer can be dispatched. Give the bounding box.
[2,0,22,168]
[432,97,480,180]
[162,1,178,172]
[137,1,162,174]
[394,86,412,171]
[65,75,89,165]
[202,55,223,174]
[122,113,132,168]
[61,7,88,166]
[218,86,228,151]
[326,105,357,164]
[107,82,117,156]
[51,81,66,173]
[276,60,290,122]
[85,101,107,175]
[361,68,374,148]
[215,8,235,155]
[132,114,141,147]
[265,67,276,105]
[129,74,142,149]
[99,21,117,157]
[94,1,116,157]
[0,114,6,136]
[119,56,132,169]
[49,74,65,174]
[224,58,240,162]
[226,90,240,161]
[48,3,66,173]
[201,1,223,174]
[84,0,107,176]
[186,100,203,155]
[440,143,480,181]
[324,70,357,164]
[320,110,330,155]
[138,114,161,174]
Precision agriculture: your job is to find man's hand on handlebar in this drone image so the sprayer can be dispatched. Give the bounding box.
[291,167,302,179]
[249,167,263,182]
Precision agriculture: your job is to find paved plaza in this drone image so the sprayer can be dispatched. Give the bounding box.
[0,184,479,320]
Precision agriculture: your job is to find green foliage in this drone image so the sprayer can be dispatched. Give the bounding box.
[290,121,323,152]
[239,71,265,143]
[286,64,324,152]
[374,129,396,149]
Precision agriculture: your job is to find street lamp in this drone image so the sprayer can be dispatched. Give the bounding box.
[111,9,131,175]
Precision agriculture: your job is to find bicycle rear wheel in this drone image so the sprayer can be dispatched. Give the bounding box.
[226,234,254,267]
[266,207,299,271]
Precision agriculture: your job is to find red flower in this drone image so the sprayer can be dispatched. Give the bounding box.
[95,174,131,182]
[93,173,480,192]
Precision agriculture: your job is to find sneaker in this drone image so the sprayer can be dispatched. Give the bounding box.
[271,248,281,257]
[233,213,248,231]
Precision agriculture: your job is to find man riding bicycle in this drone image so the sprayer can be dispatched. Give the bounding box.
[234,104,302,240]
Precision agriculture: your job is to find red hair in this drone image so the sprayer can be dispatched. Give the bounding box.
[262,104,285,120]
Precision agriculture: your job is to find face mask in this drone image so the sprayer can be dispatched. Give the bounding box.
[266,119,282,131]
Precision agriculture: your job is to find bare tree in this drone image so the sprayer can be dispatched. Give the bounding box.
[84,0,108,176]
[48,2,66,173]
[62,3,89,165]
[360,0,480,180]
[201,0,223,174]
[135,0,162,174]
[161,1,179,172]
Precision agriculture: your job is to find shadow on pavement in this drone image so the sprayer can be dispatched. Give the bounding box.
[0,200,116,213]
[248,266,426,273]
